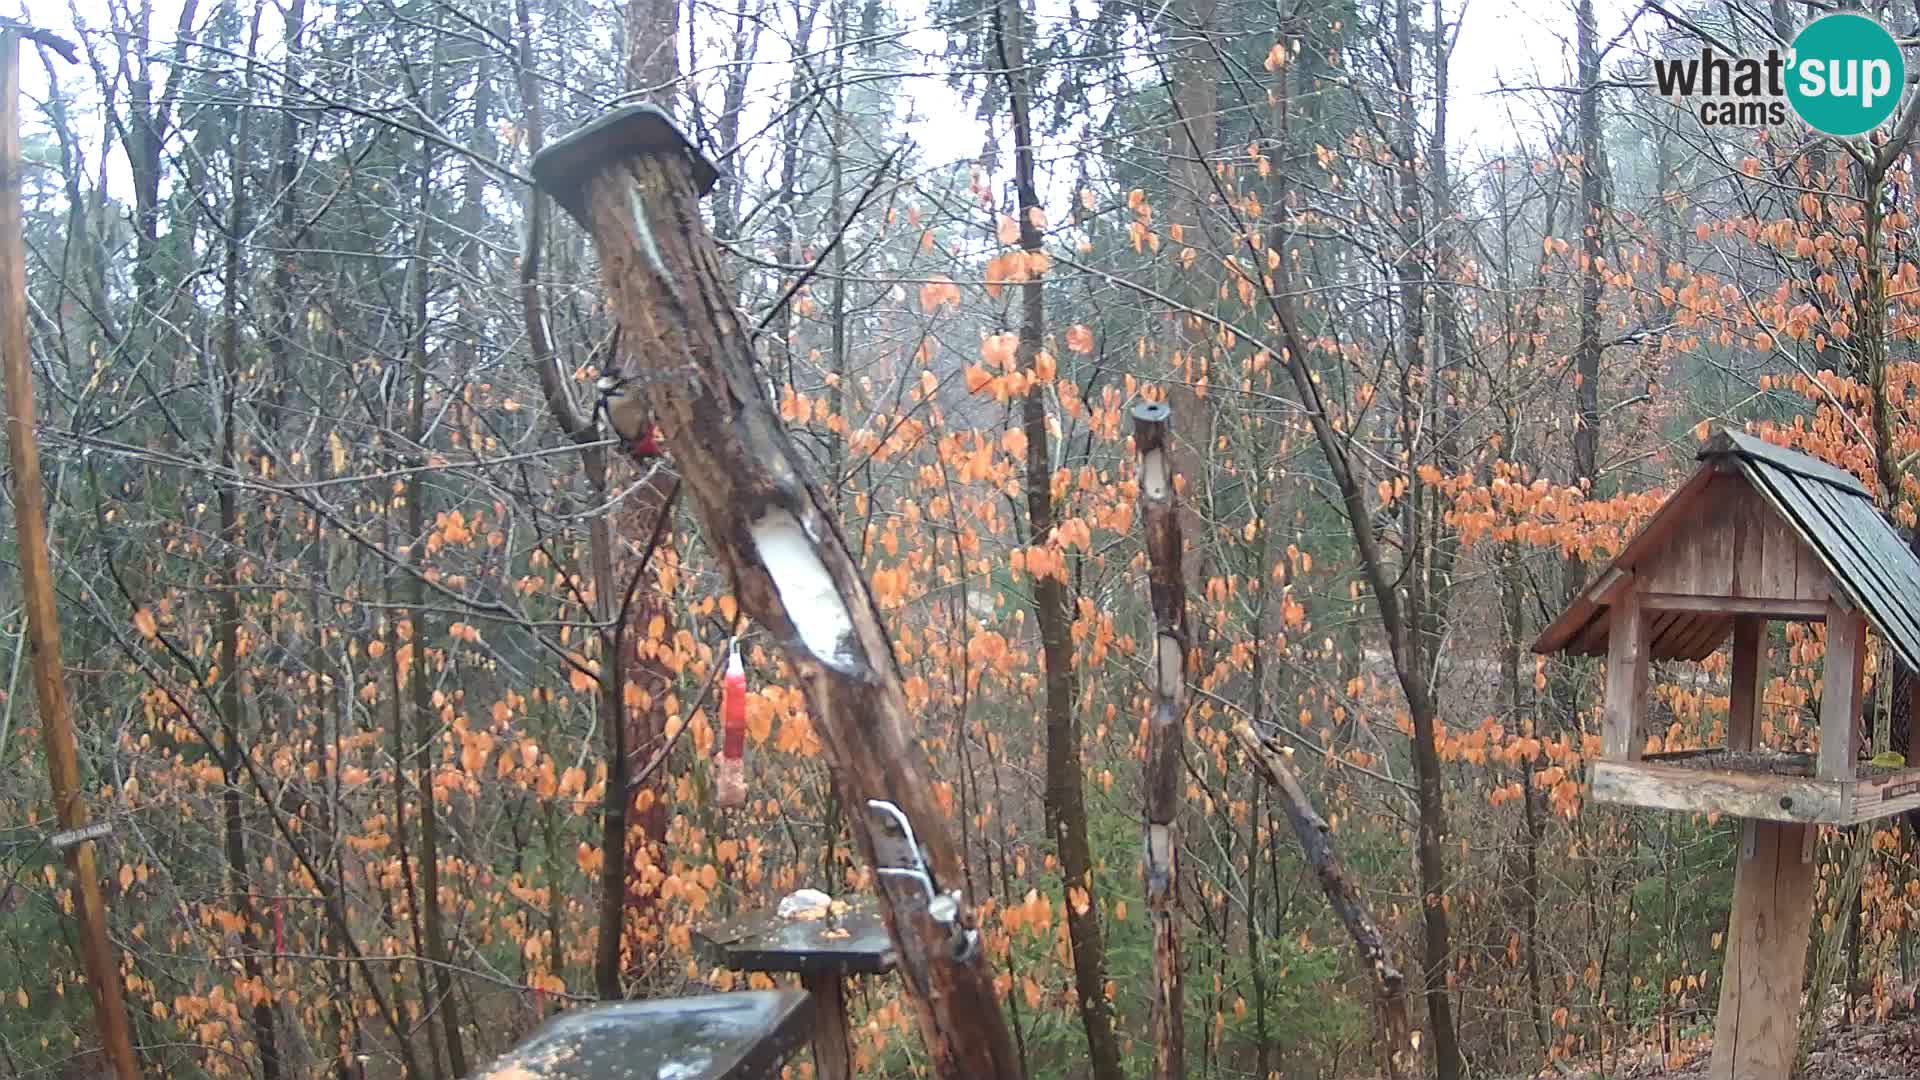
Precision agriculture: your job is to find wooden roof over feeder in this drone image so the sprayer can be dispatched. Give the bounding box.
[1534,428,1920,672]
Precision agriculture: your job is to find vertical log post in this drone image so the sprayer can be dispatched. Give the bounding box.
[530,105,1022,1079]
[1709,819,1817,1080]
[1132,402,1185,1080]
[800,971,852,1080]
[1727,616,1765,752]
[1603,587,1649,760]
[0,26,141,1080]
[1818,599,1867,782]
[1706,607,1829,1080]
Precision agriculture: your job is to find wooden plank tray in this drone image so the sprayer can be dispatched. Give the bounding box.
[1593,749,1920,824]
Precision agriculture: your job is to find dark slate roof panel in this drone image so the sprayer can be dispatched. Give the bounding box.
[1701,430,1920,674]
[1703,429,1871,497]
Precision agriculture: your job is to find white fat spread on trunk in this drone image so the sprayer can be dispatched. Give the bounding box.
[1140,447,1168,500]
[626,186,671,282]
[751,507,856,667]
[1155,633,1184,706]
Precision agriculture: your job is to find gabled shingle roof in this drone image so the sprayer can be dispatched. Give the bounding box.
[1534,428,1920,672]
[1713,430,1920,673]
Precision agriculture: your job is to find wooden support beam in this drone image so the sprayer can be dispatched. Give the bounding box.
[1728,616,1766,751]
[1640,594,1826,620]
[1590,760,1847,822]
[802,971,852,1080]
[1604,587,1650,759]
[1709,820,1817,1080]
[1819,600,1867,782]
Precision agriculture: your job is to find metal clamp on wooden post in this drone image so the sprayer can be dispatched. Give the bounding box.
[866,800,978,964]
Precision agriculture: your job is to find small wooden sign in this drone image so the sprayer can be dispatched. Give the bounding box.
[49,821,111,850]
[1881,779,1920,802]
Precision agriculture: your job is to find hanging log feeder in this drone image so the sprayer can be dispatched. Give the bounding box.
[530,104,1022,1079]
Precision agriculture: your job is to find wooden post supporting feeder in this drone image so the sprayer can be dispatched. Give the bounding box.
[695,896,897,1080]
[531,106,1023,1078]
[1536,428,1920,1080]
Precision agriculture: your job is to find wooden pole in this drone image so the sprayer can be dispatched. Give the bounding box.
[1709,820,1816,1080]
[1818,599,1867,781]
[800,971,852,1080]
[1602,586,1649,760]
[1131,401,1185,1080]
[1726,616,1765,751]
[0,26,141,1079]
[531,105,1023,1079]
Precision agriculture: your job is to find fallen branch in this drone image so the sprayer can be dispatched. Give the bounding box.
[1232,720,1416,1077]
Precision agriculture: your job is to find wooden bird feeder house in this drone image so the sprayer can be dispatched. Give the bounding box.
[1536,428,1920,1080]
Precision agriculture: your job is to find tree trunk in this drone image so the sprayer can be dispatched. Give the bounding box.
[0,28,141,1080]
[405,45,466,1067]
[996,2,1122,1076]
[1393,0,1462,1072]
[216,11,279,1076]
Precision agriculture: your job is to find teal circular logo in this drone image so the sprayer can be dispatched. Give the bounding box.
[1787,14,1905,136]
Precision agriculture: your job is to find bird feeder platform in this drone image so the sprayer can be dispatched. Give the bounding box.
[1591,747,1920,825]
[1536,428,1920,1080]
[695,896,896,1080]
[471,990,812,1080]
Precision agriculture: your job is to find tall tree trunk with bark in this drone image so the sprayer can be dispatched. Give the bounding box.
[1392,0,1463,1073]
[995,2,1122,1077]
[532,110,1025,1078]
[616,0,686,993]
[403,35,466,1070]
[215,11,279,1077]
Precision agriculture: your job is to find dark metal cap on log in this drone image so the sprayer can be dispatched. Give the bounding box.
[1132,400,1171,446]
[530,104,720,221]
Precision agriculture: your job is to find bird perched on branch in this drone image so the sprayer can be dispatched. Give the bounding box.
[595,374,663,461]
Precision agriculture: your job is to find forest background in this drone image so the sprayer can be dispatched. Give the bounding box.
[3,0,1917,1076]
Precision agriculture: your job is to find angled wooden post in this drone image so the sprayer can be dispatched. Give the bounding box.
[531,106,1022,1079]
[1231,724,1415,1076]
[1132,402,1185,1080]
[0,24,140,1079]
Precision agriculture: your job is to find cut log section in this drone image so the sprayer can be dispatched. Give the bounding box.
[1132,401,1186,1080]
